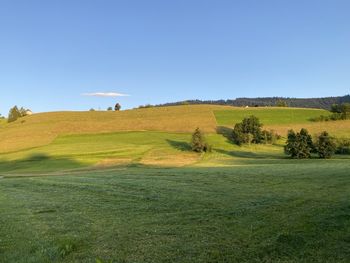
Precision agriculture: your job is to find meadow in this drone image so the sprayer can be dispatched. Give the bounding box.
[1,160,350,262]
[0,105,349,262]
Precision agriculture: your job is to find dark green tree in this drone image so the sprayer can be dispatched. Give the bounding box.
[285,128,313,159]
[315,131,336,158]
[191,128,207,152]
[107,107,113,111]
[284,129,298,157]
[231,116,274,145]
[297,128,313,158]
[114,103,121,111]
[232,123,249,145]
[8,106,22,123]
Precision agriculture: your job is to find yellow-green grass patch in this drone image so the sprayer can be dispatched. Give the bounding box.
[0,105,219,153]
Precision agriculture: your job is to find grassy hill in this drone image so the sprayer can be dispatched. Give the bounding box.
[1,105,350,262]
[0,105,349,174]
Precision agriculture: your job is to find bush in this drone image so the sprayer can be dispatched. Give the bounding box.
[107,107,113,111]
[284,128,313,159]
[315,131,336,158]
[191,128,210,152]
[311,103,350,122]
[335,138,350,154]
[261,129,280,144]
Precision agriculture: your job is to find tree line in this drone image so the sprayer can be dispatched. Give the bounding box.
[311,103,350,122]
[191,115,349,158]
[155,95,350,110]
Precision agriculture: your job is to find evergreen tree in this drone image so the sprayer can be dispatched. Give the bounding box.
[315,131,336,158]
[285,129,313,159]
[284,130,298,157]
[191,128,207,152]
[232,123,249,145]
[296,128,313,158]
[7,106,22,123]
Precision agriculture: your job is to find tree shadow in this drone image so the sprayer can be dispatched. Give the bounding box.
[0,153,84,175]
[215,148,281,159]
[216,126,233,140]
[166,139,191,151]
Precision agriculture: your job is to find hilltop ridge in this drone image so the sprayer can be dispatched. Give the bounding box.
[155,95,350,109]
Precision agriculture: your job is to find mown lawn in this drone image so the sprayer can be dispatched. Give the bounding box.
[1,159,350,262]
[0,131,285,174]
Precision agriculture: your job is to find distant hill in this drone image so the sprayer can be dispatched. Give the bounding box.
[156,95,350,110]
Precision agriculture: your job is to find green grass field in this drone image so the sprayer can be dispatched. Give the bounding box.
[0,105,349,262]
[214,107,328,126]
[1,160,350,262]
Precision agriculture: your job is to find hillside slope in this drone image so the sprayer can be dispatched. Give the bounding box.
[0,105,349,173]
[0,105,349,154]
[0,105,220,153]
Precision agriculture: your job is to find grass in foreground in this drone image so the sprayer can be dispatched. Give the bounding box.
[0,160,350,262]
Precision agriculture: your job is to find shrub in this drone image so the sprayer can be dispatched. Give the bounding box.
[315,131,336,158]
[311,103,350,122]
[261,129,280,144]
[107,107,113,111]
[335,138,350,155]
[284,128,313,159]
[191,128,210,152]
[138,104,154,109]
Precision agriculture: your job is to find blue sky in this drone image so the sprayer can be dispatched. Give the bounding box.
[0,0,349,115]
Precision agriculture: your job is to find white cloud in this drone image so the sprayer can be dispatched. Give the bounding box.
[82,92,130,97]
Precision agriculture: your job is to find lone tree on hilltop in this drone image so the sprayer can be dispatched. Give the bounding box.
[315,131,336,159]
[115,103,121,111]
[8,106,22,123]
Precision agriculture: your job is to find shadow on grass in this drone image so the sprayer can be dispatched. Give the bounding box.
[166,139,191,151]
[215,148,282,159]
[216,126,237,145]
[0,153,84,174]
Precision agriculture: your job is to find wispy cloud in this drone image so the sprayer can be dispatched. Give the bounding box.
[82,92,130,97]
